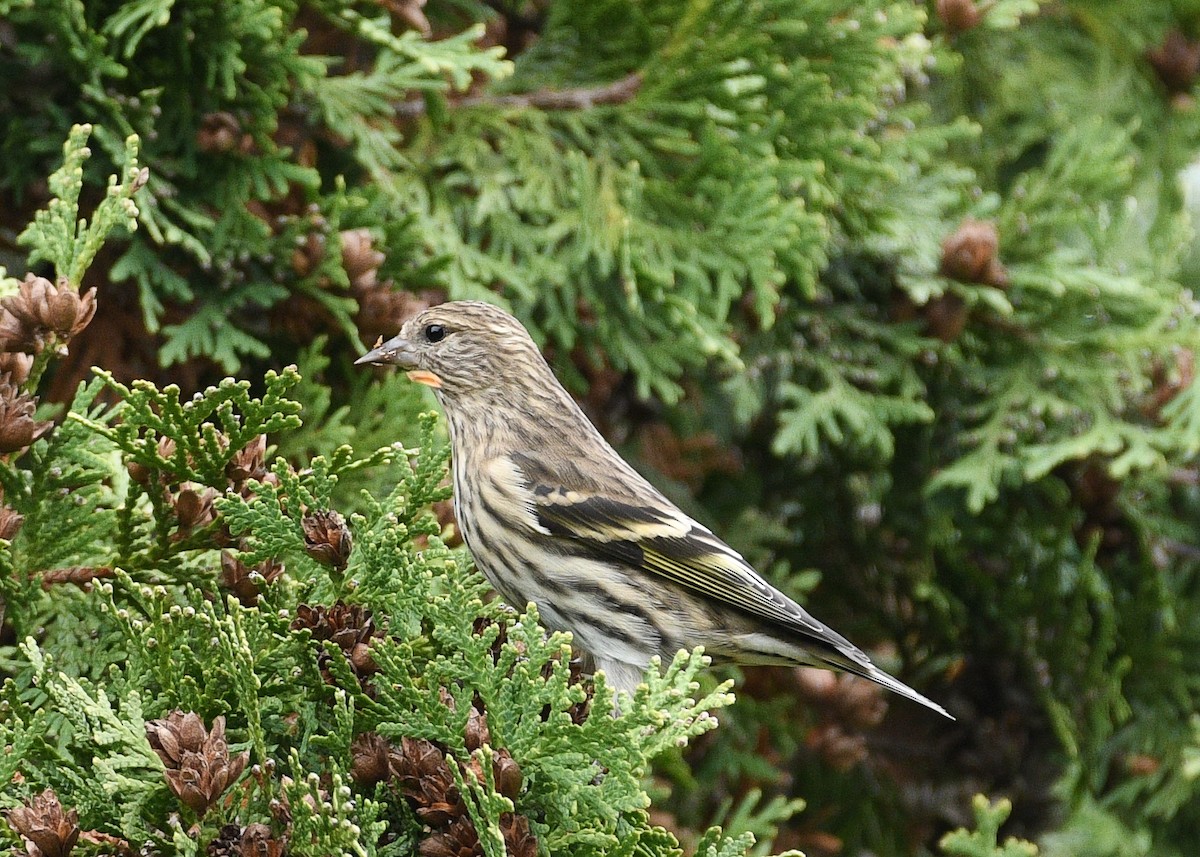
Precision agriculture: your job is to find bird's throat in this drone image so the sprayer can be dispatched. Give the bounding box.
[406,369,443,388]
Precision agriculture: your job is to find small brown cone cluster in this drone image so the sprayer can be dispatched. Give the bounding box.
[6,789,80,857]
[385,705,535,857]
[1148,30,1200,96]
[0,275,95,455]
[291,601,381,686]
[340,227,444,349]
[207,823,286,857]
[225,434,269,489]
[220,553,286,607]
[0,274,97,355]
[0,375,53,453]
[127,433,271,543]
[940,219,1008,289]
[907,218,1010,343]
[145,711,249,817]
[124,432,291,601]
[935,0,985,35]
[173,484,220,533]
[301,509,353,571]
[196,112,256,155]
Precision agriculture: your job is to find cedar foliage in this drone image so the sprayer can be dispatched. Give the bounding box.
[2,1,1200,856]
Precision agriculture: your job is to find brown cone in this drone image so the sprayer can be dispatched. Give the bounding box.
[220,553,285,606]
[936,0,983,35]
[226,435,267,488]
[291,601,380,684]
[418,818,483,857]
[389,737,466,826]
[940,219,1007,287]
[0,505,24,540]
[6,789,80,857]
[145,712,249,817]
[301,509,353,570]
[0,275,97,352]
[1149,30,1200,94]
[350,732,393,788]
[0,378,53,452]
[500,813,538,857]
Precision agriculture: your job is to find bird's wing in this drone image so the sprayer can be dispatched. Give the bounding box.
[511,453,867,661]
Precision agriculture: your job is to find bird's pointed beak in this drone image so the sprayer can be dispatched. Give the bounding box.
[355,334,416,368]
[355,335,444,388]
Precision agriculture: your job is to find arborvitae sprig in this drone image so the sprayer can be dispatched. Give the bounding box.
[16,124,144,289]
[940,796,1039,857]
[76,368,302,488]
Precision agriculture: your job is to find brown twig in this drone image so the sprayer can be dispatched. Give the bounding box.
[40,565,115,590]
[395,72,644,118]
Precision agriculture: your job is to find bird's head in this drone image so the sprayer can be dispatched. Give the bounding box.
[355,301,545,396]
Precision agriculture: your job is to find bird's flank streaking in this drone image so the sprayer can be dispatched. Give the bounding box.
[357,301,952,719]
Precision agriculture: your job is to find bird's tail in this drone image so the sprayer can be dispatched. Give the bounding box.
[823,654,954,720]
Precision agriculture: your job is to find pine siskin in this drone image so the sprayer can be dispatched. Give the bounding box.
[357,301,952,719]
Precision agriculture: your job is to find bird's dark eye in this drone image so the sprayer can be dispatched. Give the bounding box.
[424,324,446,343]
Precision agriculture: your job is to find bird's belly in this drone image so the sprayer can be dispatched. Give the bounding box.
[466,533,665,670]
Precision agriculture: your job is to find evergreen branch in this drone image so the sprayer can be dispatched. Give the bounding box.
[17,124,146,288]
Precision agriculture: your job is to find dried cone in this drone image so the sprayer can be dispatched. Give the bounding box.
[463,707,523,799]
[291,601,380,682]
[500,813,538,857]
[220,553,285,606]
[922,292,968,343]
[1148,30,1200,94]
[6,789,80,857]
[207,822,286,857]
[301,509,353,570]
[940,219,1008,287]
[173,484,219,531]
[389,737,466,827]
[128,437,177,486]
[418,818,482,857]
[936,0,983,35]
[340,229,386,291]
[0,351,33,385]
[197,112,254,155]
[491,749,523,800]
[0,378,53,453]
[464,706,490,752]
[145,711,249,817]
[0,274,97,353]
[379,0,432,38]
[226,434,267,488]
[350,732,393,788]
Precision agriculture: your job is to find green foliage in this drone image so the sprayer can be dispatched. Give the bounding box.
[940,796,1038,857]
[2,366,742,856]
[17,124,144,288]
[7,1,1200,855]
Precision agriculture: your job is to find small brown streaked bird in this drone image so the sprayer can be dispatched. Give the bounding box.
[357,301,952,719]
